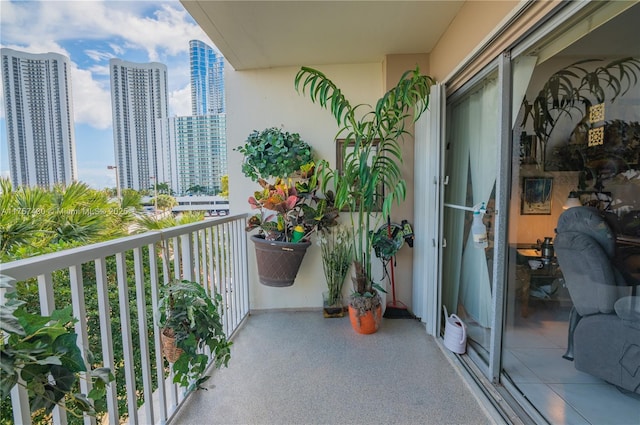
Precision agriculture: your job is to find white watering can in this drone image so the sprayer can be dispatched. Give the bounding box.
[442,305,467,354]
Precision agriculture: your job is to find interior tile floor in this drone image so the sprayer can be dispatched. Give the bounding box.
[171,311,497,425]
[503,299,640,425]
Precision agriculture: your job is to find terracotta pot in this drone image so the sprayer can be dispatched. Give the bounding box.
[251,235,311,287]
[348,304,382,334]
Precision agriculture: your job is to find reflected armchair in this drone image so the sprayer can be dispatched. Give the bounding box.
[555,206,639,394]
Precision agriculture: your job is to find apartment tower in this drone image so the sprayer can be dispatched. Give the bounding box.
[160,40,226,195]
[110,59,169,191]
[1,48,78,188]
[190,40,225,115]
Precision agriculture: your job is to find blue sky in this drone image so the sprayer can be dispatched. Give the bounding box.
[0,0,216,189]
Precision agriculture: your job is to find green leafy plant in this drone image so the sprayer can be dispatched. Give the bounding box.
[245,171,339,242]
[236,128,338,242]
[156,280,231,392]
[0,276,114,420]
[318,225,353,306]
[295,66,435,315]
[235,127,314,182]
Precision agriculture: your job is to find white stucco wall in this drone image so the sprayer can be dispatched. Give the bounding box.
[226,63,383,310]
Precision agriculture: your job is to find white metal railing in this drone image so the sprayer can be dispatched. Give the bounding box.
[0,214,250,425]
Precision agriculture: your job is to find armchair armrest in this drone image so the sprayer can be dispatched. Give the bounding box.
[615,296,640,330]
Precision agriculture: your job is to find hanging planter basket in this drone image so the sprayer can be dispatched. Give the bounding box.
[160,328,184,363]
[251,235,311,287]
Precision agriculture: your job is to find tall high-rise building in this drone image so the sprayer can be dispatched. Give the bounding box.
[159,40,226,196]
[1,48,77,188]
[161,114,227,195]
[110,59,169,191]
[190,40,225,115]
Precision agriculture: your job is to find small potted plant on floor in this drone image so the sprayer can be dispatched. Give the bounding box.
[295,66,435,333]
[237,127,338,287]
[157,279,231,392]
[318,223,353,317]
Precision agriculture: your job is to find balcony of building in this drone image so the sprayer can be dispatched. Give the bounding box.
[0,214,498,425]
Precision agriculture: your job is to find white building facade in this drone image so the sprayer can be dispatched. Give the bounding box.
[110,59,170,191]
[1,48,77,188]
[161,114,226,195]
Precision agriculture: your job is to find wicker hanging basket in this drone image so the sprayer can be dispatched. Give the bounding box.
[161,328,184,363]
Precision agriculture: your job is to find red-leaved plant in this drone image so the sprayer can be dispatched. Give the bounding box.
[245,163,339,242]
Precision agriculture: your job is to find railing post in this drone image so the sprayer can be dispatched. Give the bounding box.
[38,273,68,425]
[133,247,154,424]
[95,257,119,424]
[180,233,194,282]
[115,252,138,425]
[69,265,95,425]
[148,243,168,423]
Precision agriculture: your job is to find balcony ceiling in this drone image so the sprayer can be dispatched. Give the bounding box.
[180,1,464,70]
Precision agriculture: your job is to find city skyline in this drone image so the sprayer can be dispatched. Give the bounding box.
[0,0,218,189]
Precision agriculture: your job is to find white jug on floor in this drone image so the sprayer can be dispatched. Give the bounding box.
[443,306,467,354]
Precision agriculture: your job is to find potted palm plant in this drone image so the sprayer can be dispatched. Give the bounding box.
[295,66,435,333]
[237,127,339,287]
[157,280,231,392]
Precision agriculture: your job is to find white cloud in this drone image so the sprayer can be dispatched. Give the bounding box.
[1,1,211,64]
[109,43,125,56]
[85,49,115,62]
[87,64,111,76]
[71,66,112,130]
[170,84,192,117]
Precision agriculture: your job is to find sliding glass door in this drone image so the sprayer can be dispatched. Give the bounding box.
[442,67,500,362]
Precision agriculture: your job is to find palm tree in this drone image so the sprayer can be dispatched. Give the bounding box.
[47,182,111,244]
[0,179,49,257]
[295,66,434,297]
[186,185,208,195]
[0,180,136,259]
[154,194,178,212]
[155,182,173,195]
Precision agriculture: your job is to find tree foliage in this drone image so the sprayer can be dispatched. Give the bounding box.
[0,179,139,261]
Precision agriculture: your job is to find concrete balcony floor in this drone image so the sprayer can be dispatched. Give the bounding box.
[172,311,495,424]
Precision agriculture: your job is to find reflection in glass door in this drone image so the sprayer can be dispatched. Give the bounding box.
[442,69,499,362]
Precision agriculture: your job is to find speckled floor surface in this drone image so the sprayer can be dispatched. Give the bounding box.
[171,311,495,425]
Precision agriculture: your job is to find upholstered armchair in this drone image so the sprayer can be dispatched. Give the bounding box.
[555,206,639,394]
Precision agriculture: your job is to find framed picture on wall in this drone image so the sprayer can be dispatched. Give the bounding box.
[521,177,553,215]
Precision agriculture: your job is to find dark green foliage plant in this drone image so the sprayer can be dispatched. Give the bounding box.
[156,280,231,392]
[235,127,314,182]
[0,277,114,421]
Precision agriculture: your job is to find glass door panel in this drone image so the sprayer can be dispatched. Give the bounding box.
[442,70,499,361]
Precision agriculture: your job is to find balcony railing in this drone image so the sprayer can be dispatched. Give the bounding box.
[0,214,250,425]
